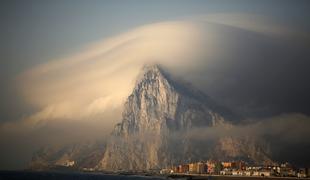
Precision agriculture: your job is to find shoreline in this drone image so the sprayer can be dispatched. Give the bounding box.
[167,174,310,180]
[0,170,309,180]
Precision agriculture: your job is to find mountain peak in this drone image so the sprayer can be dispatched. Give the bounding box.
[135,64,166,84]
[134,64,240,123]
[133,64,173,96]
[29,65,270,172]
[115,64,233,136]
[97,64,268,170]
[142,63,162,73]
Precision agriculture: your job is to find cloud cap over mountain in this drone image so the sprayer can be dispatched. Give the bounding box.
[1,13,310,169]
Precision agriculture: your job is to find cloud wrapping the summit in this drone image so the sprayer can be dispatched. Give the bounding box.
[1,13,310,169]
[16,21,217,127]
[16,14,309,128]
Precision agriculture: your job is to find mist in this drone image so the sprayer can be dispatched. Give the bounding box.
[166,113,310,166]
[1,14,310,169]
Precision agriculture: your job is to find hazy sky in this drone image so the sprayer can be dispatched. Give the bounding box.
[1,0,310,80]
[1,0,310,123]
[1,0,310,170]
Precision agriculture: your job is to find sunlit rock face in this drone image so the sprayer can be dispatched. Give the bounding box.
[30,64,272,171]
[97,64,268,170]
[114,64,227,135]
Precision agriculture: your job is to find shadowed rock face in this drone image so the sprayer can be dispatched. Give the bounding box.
[97,64,271,170]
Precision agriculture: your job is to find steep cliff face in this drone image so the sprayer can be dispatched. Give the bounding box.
[97,65,269,170]
[114,64,227,136]
[30,64,272,171]
[30,65,270,170]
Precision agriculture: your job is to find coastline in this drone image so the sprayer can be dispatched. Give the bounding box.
[167,174,310,180]
[0,170,309,180]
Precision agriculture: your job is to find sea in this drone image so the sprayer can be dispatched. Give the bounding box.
[0,171,304,180]
[0,171,166,180]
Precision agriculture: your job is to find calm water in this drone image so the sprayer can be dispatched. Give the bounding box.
[0,171,166,180]
[0,171,303,180]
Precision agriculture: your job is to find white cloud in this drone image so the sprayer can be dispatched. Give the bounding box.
[16,21,213,126]
[1,13,309,170]
[9,14,306,129]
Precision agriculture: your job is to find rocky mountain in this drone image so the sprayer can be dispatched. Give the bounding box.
[30,64,272,171]
[96,64,271,170]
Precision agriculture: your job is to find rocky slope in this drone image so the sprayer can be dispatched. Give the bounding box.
[30,64,272,171]
[96,64,271,170]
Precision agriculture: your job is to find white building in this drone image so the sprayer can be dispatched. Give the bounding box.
[253,170,271,177]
